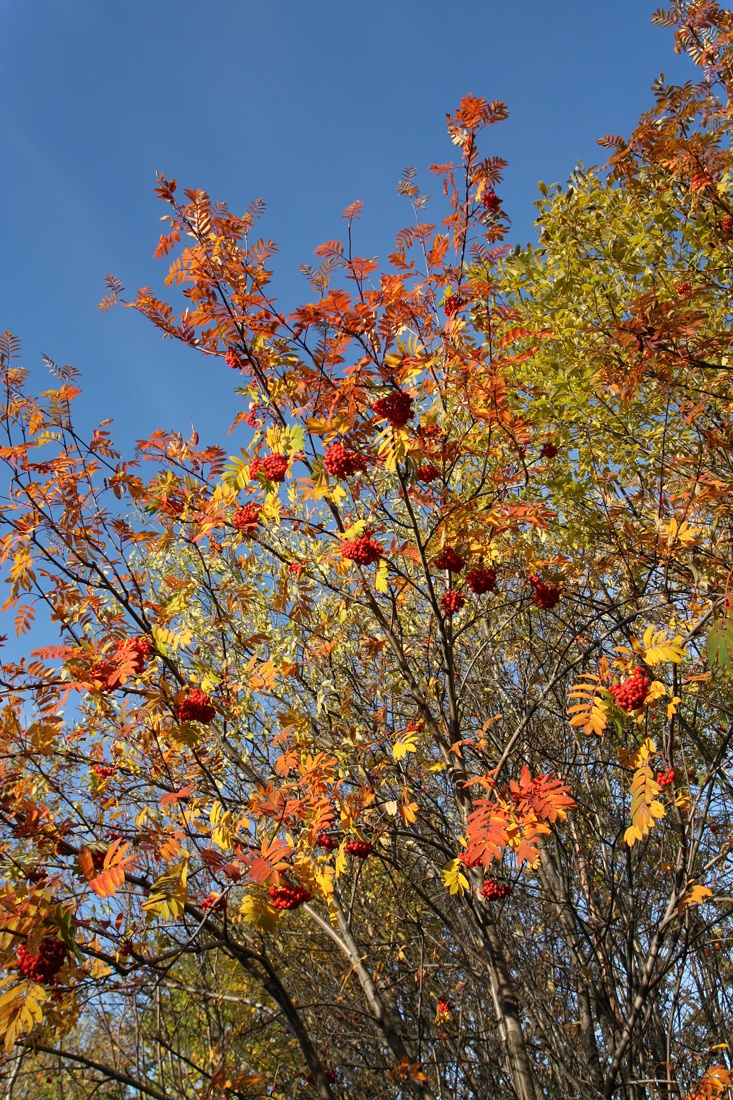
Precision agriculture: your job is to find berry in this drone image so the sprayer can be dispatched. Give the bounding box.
[177,689,216,725]
[440,589,465,617]
[609,667,650,713]
[444,295,462,317]
[225,348,244,370]
[268,883,312,910]
[723,214,733,234]
[657,767,676,788]
[317,833,339,851]
[232,502,261,536]
[200,893,227,913]
[16,935,67,985]
[528,575,561,610]
[433,547,465,573]
[690,171,712,191]
[481,188,502,214]
[540,441,558,459]
[244,406,262,428]
[341,535,382,566]
[466,568,496,595]
[675,282,691,296]
[251,453,288,483]
[480,879,513,901]
[457,851,481,867]
[417,463,440,483]
[288,561,304,577]
[436,997,453,1016]
[92,764,116,778]
[372,392,414,429]
[345,839,374,859]
[324,441,368,479]
[305,1071,338,1085]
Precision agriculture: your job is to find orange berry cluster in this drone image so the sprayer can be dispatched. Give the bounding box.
[610,667,650,712]
[657,767,676,788]
[441,589,465,617]
[529,575,561,609]
[92,764,116,778]
[466,568,496,594]
[341,535,382,566]
[434,547,465,573]
[233,502,261,535]
[225,348,245,370]
[177,689,216,724]
[17,936,67,985]
[251,453,288,483]
[372,392,414,428]
[345,839,374,858]
[481,188,502,213]
[324,442,367,478]
[268,884,312,910]
[200,894,227,913]
[480,879,513,901]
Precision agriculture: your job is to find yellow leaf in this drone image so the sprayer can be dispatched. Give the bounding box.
[677,883,712,912]
[375,558,389,594]
[642,627,685,666]
[239,893,278,933]
[441,858,469,896]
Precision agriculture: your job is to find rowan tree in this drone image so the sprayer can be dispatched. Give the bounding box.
[1,4,733,1099]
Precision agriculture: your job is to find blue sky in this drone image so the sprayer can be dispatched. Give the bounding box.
[1,1,692,453]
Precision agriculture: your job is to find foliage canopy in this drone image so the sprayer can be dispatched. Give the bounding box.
[1,4,733,1099]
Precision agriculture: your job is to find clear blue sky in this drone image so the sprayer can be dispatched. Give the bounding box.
[1,1,692,453]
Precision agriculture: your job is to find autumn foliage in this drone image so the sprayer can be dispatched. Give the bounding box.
[1,5,733,1099]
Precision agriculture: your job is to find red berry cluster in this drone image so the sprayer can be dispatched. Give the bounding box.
[341,535,382,566]
[268,883,312,910]
[225,348,244,370]
[177,689,216,725]
[233,502,261,535]
[372,392,414,428]
[466,568,496,595]
[200,893,227,913]
[480,879,513,901]
[441,589,465,617]
[417,463,440,483]
[288,561,304,577]
[433,547,465,573]
[436,997,453,1014]
[657,767,676,788]
[723,214,733,234]
[609,667,650,712]
[540,441,558,459]
[92,764,116,778]
[317,833,339,851]
[251,453,288,483]
[345,839,374,859]
[305,1071,338,1085]
[675,282,691,296]
[324,442,368,479]
[690,171,712,191]
[244,406,262,428]
[481,188,502,213]
[16,935,67,985]
[529,576,561,609]
[444,295,462,317]
[457,851,481,867]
